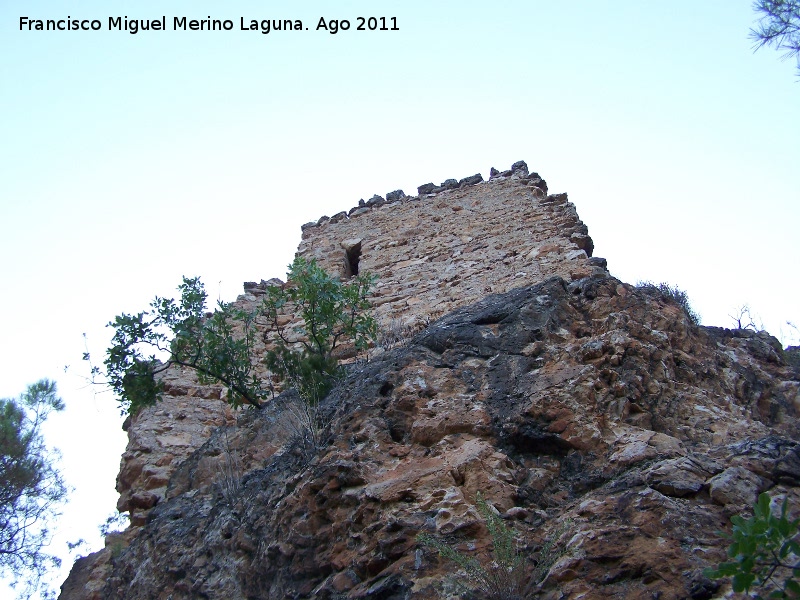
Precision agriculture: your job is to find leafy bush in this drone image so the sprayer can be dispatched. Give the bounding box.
[262,257,376,448]
[418,493,527,600]
[102,276,269,414]
[705,492,800,598]
[636,280,701,325]
[0,380,67,598]
[100,257,377,448]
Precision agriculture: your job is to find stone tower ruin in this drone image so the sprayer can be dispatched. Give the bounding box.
[115,161,605,525]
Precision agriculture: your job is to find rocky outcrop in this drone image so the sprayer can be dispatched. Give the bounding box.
[61,275,800,599]
[114,367,235,526]
[107,163,603,536]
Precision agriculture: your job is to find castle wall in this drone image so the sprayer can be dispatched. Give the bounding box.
[295,162,597,329]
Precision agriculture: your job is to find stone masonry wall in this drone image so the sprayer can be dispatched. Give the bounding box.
[295,160,600,330]
[115,161,606,525]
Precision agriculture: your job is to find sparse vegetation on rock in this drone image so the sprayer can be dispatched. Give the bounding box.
[636,280,701,325]
[418,493,527,600]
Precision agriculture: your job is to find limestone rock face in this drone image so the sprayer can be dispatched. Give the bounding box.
[115,367,234,526]
[61,276,800,599]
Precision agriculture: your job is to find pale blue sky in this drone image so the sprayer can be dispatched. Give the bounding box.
[1,1,798,595]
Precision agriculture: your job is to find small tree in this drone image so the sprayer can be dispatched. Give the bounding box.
[751,1,800,77]
[101,258,377,445]
[705,492,800,598]
[102,277,271,415]
[263,257,377,448]
[0,380,67,598]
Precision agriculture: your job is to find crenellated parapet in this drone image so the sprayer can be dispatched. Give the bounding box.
[294,161,604,331]
[300,160,547,233]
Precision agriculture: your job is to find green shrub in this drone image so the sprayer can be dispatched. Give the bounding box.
[261,257,376,448]
[102,276,269,414]
[705,492,800,598]
[99,257,377,449]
